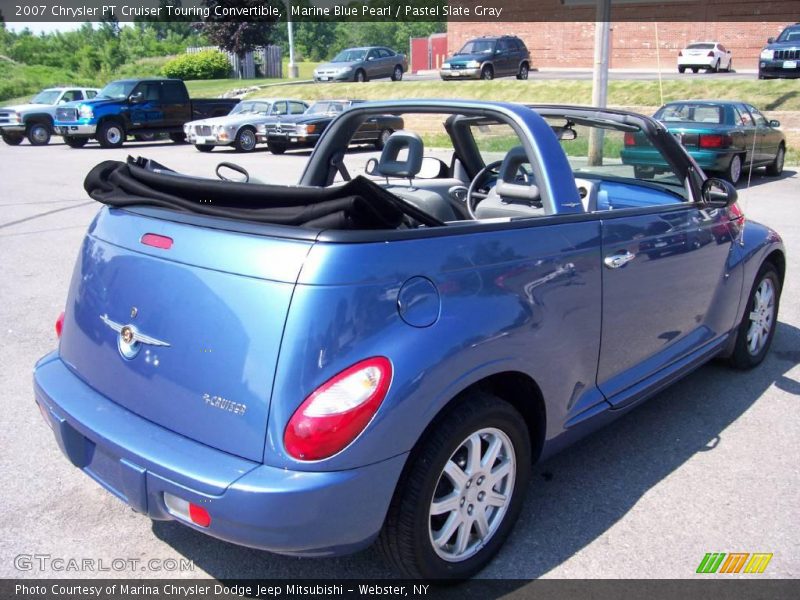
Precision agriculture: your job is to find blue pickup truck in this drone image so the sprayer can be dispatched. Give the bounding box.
[35,100,784,579]
[53,78,239,148]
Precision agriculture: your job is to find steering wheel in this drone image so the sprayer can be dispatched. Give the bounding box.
[466,160,504,219]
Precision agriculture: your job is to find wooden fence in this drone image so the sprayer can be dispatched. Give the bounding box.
[186,46,283,79]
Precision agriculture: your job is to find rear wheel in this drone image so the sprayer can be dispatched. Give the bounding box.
[375,128,392,150]
[726,59,733,72]
[634,166,656,180]
[765,144,785,176]
[268,142,287,155]
[2,133,24,146]
[729,263,781,369]
[195,144,214,152]
[516,63,529,80]
[377,392,531,579]
[27,122,51,146]
[391,65,404,81]
[722,154,742,185]
[480,65,494,80]
[97,121,125,148]
[63,136,88,148]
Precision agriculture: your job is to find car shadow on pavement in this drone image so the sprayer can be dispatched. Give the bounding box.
[737,168,796,189]
[151,321,800,583]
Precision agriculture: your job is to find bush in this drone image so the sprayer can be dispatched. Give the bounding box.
[161,50,231,80]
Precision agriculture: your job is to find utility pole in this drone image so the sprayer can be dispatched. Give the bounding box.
[587,0,611,166]
[286,1,298,78]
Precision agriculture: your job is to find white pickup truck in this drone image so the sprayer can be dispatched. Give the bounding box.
[0,87,99,146]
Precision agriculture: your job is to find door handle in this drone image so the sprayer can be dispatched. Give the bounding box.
[604,251,636,269]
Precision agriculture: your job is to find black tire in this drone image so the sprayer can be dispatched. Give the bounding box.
[2,133,24,146]
[355,69,367,83]
[391,65,404,81]
[692,67,699,74]
[170,132,186,144]
[729,263,781,369]
[375,128,392,150]
[721,154,743,185]
[195,144,214,152]
[634,166,656,180]
[377,391,531,580]
[133,133,156,142]
[233,127,257,152]
[765,144,785,177]
[480,65,494,80]
[711,60,720,73]
[63,136,88,148]
[516,63,529,80]
[678,66,686,74]
[97,120,125,149]
[26,122,51,146]
[726,59,733,73]
[268,142,287,155]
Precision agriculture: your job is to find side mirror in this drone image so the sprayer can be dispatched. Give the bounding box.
[702,177,738,208]
[769,119,781,127]
[129,92,144,104]
[768,37,775,44]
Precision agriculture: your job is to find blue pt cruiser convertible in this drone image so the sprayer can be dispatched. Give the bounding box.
[34,100,784,579]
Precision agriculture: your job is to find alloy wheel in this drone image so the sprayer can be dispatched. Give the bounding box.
[428,427,516,562]
[747,278,776,356]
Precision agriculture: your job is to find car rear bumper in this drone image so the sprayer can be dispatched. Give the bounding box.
[33,351,406,557]
[678,58,716,68]
[55,124,97,136]
[621,147,735,173]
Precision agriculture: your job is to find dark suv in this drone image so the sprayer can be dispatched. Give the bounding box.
[440,35,531,81]
[759,23,800,79]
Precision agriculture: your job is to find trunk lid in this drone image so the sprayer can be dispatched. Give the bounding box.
[58,207,313,462]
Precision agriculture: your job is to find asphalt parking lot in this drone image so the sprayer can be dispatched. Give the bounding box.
[0,139,798,580]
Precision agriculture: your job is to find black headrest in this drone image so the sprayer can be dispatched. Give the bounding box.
[376,131,423,178]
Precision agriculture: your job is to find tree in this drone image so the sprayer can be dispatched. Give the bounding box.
[201,0,280,77]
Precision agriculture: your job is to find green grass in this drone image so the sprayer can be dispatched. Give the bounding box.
[0,59,94,105]
[248,78,800,111]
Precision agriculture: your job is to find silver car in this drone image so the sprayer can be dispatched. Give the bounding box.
[313,47,408,83]
[184,98,309,152]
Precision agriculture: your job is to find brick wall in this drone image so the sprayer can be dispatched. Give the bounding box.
[447,0,797,70]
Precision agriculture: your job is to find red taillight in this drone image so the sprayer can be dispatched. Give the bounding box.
[707,51,715,57]
[141,233,173,250]
[624,132,637,146]
[55,311,65,338]
[188,503,211,527]
[163,492,211,528]
[699,134,732,149]
[284,357,392,461]
[678,50,683,57]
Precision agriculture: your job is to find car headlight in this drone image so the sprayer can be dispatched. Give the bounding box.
[78,105,93,119]
[466,60,481,68]
[256,124,266,133]
[442,62,451,69]
[8,111,21,123]
[296,124,317,136]
[760,49,774,60]
[338,66,353,74]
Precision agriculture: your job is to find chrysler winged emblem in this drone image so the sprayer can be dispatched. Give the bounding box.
[100,314,170,360]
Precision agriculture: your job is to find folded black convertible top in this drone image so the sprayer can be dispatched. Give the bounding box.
[84,157,444,230]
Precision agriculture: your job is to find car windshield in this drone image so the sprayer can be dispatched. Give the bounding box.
[331,49,367,62]
[31,90,61,104]
[307,101,348,115]
[686,43,715,50]
[457,40,496,55]
[96,81,137,100]
[656,103,726,125]
[777,27,800,42]
[230,101,269,115]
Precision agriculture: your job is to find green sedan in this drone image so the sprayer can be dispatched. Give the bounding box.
[621,100,786,184]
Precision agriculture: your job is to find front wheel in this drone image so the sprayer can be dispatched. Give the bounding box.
[2,133,24,146]
[765,144,785,176]
[170,132,186,144]
[97,121,125,148]
[726,59,733,72]
[692,67,699,73]
[355,69,367,83]
[27,123,51,146]
[729,263,781,369]
[195,144,214,152]
[268,142,287,155]
[233,127,257,152]
[480,65,494,80]
[377,392,531,579]
[63,136,88,148]
[391,65,404,81]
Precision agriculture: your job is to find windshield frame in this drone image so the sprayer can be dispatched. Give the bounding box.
[96,81,137,101]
